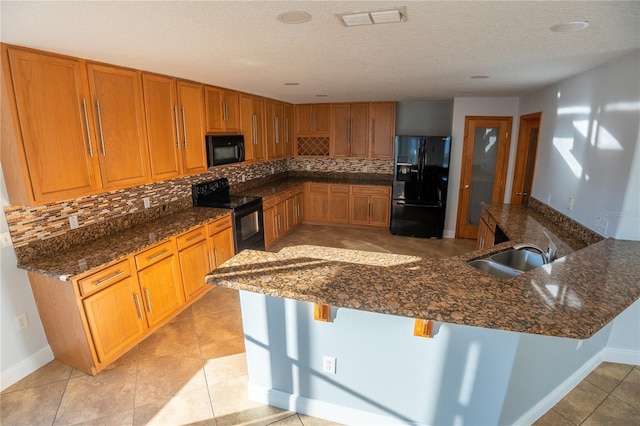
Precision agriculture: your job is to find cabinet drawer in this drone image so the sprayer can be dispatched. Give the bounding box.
[276,192,288,203]
[207,215,232,235]
[77,260,131,297]
[135,240,174,270]
[294,185,303,195]
[351,185,391,195]
[263,196,277,210]
[307,183,329,193]
[176,227,207,251]
[330,185,349,193]
[285,189,297,198]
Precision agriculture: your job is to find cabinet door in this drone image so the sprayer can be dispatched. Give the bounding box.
[350,103,369,157]
[329,185,350,223]
[295,104,313,134]
[82,275,146,363]
[265,100,277,159]
[240,94,256,160]
[286,196,296,230]
[205,86,224,132]
[283,104,294,157]
[304,183,329,222]
[87,64,149,189]
[370,194,391,226]
[276,201,288,235]
[8,48,98,202]
[370,102,395,158]
[211,227,234,268]
[313,104,330,133]
[294,192,304,225]
[177,81,207,175]
[178,238,210,302]
[222,90,240,132]
[331,104,350,157]
[350,194,371,225]
[263,207,277,248]
[142,74,182,180]
[137,252,184,327]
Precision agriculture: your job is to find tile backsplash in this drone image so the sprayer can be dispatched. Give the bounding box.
[4,157,392,249]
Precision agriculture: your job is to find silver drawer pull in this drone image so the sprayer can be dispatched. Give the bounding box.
[144,288,153,314]
[186,233,203,242]
[146,249,169,262]
[134,293,144,319]
[94,270,125,287]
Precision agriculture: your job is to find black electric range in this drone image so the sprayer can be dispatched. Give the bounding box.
[192,178,264,253]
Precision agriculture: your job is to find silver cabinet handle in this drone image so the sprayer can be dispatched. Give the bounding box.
[371,118,376,146]
[96,99,106,155]
[348,118,352,144]
[223,100,228,121]
[181,106,188,148]
[82,99,94,157]
[144,288,153,314]
[285,117,289,144]
[146,249,169,262]
[208,252,213,270]
[174,106,180,149]
[94,270,125,287]
[252,113,257,144]
[186,232,203,242]
[214,249,219,267]
[275,116,279,144]
[134,293,144,319]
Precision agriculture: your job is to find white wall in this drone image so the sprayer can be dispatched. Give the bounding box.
[446,97,520,237]
[0,167,52,390]
[395,100,453,136]
[518,50,640,240]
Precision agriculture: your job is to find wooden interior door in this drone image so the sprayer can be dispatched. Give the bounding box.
[511,112,541,205]
[456,116,513,239]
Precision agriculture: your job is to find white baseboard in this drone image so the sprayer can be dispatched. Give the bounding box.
[0,345,54,391]
[443,229,456,239]
[602,347,640,365]
[248,383,426,426]
[513,350,604,425]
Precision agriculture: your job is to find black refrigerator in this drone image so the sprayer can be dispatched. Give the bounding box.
[390,135,451,238]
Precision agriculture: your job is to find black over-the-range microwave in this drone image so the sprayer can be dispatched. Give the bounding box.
[205,134,245,167]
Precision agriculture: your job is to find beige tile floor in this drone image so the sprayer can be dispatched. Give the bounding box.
[2,225,637,425]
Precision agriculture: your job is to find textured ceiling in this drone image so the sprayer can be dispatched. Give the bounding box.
[1,1,639,104]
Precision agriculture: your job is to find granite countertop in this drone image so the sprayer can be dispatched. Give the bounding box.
[19,207,230,280]
[207,204,640,339]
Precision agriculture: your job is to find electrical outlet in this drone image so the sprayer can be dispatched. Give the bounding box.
[68,215,79,230]
[567,197,574,210]
[271,167,275,174]
[322,355,336,374]
[362,165,368,172]
[306,164,311,171]
[15,313,28,330]
[242,174,246,182]
[143,197,151,209]
[0,232,12,247]
[547,193,551,204]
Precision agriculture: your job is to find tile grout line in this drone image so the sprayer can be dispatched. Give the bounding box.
[578,366,636,425]
[51,376,71,426]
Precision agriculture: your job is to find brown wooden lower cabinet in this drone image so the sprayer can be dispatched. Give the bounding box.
[303,182,391,228]
[477,208,497,250]
[263,185,304,249]
[26,215,233,376]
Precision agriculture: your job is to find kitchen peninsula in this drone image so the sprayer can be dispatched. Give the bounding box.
[206,201,640,425]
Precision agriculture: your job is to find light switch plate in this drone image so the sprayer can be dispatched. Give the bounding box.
[0,232,12,247]
[143,197,151,208]
[69,215,79,230]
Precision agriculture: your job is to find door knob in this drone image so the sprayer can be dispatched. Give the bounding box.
[464,184,470,189]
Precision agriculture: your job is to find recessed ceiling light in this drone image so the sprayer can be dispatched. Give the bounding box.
[470,75,489,79]
[551,21,589,32]
[277,11,311,24]
[284,82,300,86]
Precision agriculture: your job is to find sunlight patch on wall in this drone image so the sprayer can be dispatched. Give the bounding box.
[572,119,590,138]
[552,137,583,178]
[604,101,640,112]
[557,106,591,115]
[596,125,624,151]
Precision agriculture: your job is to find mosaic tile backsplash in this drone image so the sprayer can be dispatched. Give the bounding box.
[4,157,393,250]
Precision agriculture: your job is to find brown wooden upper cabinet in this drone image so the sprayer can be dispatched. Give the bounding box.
[369,102,396,159]
[87,64,150,189]
[265,100,284,159]
[331,103,369,157]
[239,94,266,161]
[205,86,240,133]
[176,81,207,175]
[295,104,330,135]
[142,73,183,181]
[4,47,100,204]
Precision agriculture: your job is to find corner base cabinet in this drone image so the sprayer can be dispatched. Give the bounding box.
[25,215,233,375]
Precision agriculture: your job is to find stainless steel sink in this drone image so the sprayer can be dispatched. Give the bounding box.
[467,259,523,279]
[489,249,544,271]
[468,248,545,279]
